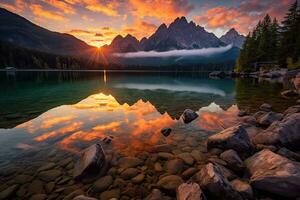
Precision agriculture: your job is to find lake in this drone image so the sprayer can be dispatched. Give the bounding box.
[0,71,297,199]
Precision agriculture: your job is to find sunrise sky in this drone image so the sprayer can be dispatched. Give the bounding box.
[0,0,295,47]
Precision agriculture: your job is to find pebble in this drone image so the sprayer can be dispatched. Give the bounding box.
[154,162,163,172]
[118,157,142,168]
[30,194,47,200]
[45,182,55,194]
[99,189,120,200]
[37,163,55,172]
[131,173,145,184]
[178,153,194,165]
[93,175,113,192]
[165,159,184,174]
[0,184,18,199]
[28,179,44,194]
[181,168,197,179]
[157,175,183,190]
[158,152,174,160]
[39,170,62,182]
[120,168,139,180]
[15,174,34,184]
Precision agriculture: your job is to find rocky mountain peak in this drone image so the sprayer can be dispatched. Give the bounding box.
[220,28,245,48]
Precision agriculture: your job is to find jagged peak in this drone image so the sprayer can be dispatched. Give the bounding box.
[157,23,168,30]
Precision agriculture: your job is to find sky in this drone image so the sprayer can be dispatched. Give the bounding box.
[0,0,296,47]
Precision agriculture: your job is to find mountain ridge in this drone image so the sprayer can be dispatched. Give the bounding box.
[220,28,245,48]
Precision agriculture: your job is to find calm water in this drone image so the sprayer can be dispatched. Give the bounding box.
[0,71,297,199]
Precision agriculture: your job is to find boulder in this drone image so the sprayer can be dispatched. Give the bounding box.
[194,163,242,200]
[281,90,299,98]
[157,175,184,191]
[256,112,283,127]
[245,149,300,198]
[161,128,172,137]
[144,189,162,200]
[259,103,272,112]
[207,125,253,157]
[176,183,206,200]
[181,109,199,124]
[230,179,254,200]
[73,144,106,179]
[277,147,300,161]
[118,156,142,168]
[220,149,245,172]
[253,113,300,150]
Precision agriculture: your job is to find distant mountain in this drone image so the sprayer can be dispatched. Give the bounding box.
[220,28,245,48]
[105,16,226,52]
[0,8,95,56]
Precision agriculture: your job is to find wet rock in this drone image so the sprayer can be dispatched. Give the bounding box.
[151,144,173,153]
[178,153,194,165]
[158,152,174,160]
[15,174,34,184]
[241,116,257,126]
[64,189,84,200]
[39,169,61,182]
[73,144,106,179]
[207,157,227,166]
[102,137,112,144]
[58,157,73,167]
[283,105,300,116]
[208,148,223,156]
[245,149,300,198]
[207,125,253,157]
[186,137,198,147]
[0,184,18,200]
[190,150,205,162]
[118,156,142,168]
[238,110,248,117]
[230,179,254,200]
[45,182,55,194]
[257,112,283,127]
[181,168,197,179]
[132,173,145,184]
[93,175,113,192]
[157,175,183,191]
[216,164,238,181]
[57,176,71,185]
[99,189,120,200]
[281,90,299,98]
[181,109,199,124]
[293,72,300,92]
[253,111,267,120]
[253,113,300,150]
[37,162,55,172]
[154,162,163,172]
[177,183,206,200]
[161,128,172,137]
[165,159,184,174]
[30,194,47,200]
[255,144,277,152]
[277,147,300,161]
[120,168,139,180]
[73,195,97,200]
[220,149,245,172]
[144,189,162,200]
[28,179,44,194]
[195,163,242,200]
[260,103,272,112]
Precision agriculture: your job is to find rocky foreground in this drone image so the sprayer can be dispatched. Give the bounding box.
[1,74,300,200]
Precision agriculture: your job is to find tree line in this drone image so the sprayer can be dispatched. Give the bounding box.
[236,1,300,72]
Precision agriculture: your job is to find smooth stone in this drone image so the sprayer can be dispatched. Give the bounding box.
[190,150,205,162]
[230,179,254,200]
[157,175,183,191]
[154,162,163,172]
[15,174,34,184]
[158,152,174,160]
[131,173,145,184]
[220,149,245,172]
[178,153,194,165]
[28,179,44,194]
[181,168,197,179]
[181,109,199,124]
[30,194,47,200]
[37,162,56,172]
[186,137,198,147]
[151,144,172,153]
[281,90,299,98]
[257,112,283,127]
[165,159,184,174]
[45,182,55,194]
[0,184,18,200]
[99,189,120,200]
[73,195,97,200]
[161,128,172,137]
[216,164,238,181]
[58,157,73,167]
[118,157,142,168]
[120,168,139,180]
[144,189,162,200]
[255,144,277,152]
[238,110,248,117]
[93,175,113,192]
[284,105,300,117]
[64,189,84,200]
[39,169,62,182]
[260,103,272,112]
[176,183,206,200]
[245,149,300,198]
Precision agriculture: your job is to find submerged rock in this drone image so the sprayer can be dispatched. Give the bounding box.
[220,149,245,172]
[245,149,300,198]
[0,184,18,200]
[39,169,61,182]
[73,144,106,179]
[118,156,142,168]
[176,183,206,200]
[157,175,184,191]
[120,168,139,180]
[165,159,184,174]
[194,163,242,200]
[145,189,162,200]
[281,90,299,98]
[93,175,113,192]
[181,109,199,124]
[161,128,172,137]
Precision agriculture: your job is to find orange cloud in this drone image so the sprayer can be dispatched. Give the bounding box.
[67,29,95,36]
[83,0,120,16]
[42,0,76,14]
[121,20,157,40]
[0,0,25,14]
[29,4,68,22]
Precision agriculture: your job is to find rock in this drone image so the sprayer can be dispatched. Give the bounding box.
[73,144,106,179]
[165,159,184,174]
[177,183,206,200]
[293,72,300,92]
[93,175,113,192]
[190,150,205,162]
[39,169,61,182]
[194,163,242,200]
[151,144,172,153]
[257,112,283,127]
[259,103,272,112]
[158,152,174,160]
[157,175,184,191]
[161,128,172,137]
[277,147,300,161]
[230,179,253,200]
[207,125,253,157]
[118,156,142,168]
[238,110,248,117]
[15,174,34,184]
[255,144,277,152]
[181,168,197,179]
[28,179,44,194]
[207,157,227,166]
[181,109,199,124]
[178,153,194,165]
[102,137,112,144]
[220,150,245,172]
[45,182,55,194]
[216,164,238,181]
[145,189,162,200]
[30,194,47,200]
[99,189,120,200]
[73,195,97,200]
[0,184,18,200]
[64,189,84,200]
[245,149,300,198]
[283,105,300,116]
[120,168,139,180]
[281,90,299,98]
[253,113,300,150]
[58,157,73,167]
[131,173,145,184]
[37,162,55,172]
[154,162,163,172]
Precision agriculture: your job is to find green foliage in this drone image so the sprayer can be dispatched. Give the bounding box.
[236,0,300,71]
